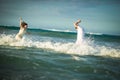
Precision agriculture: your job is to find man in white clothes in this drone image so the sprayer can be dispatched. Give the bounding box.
[15,18,28,41]
[74,19,84,45]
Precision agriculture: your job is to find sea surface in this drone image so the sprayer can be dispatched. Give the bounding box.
[0,26,120,80]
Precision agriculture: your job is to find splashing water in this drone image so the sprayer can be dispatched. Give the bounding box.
[0,26,120,80]
[0,34,119,58]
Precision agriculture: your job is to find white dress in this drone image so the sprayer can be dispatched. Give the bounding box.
[15,28,26,41]
[76,26,84,45]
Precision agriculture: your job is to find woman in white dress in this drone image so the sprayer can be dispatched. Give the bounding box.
[74,19,84,45]
[15,18,28,41]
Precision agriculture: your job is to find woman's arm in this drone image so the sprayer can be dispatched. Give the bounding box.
[74,19,81,29]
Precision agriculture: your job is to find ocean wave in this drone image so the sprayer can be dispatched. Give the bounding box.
[86,32,103,35]
[44,28,75,33]
[0,26,120,37]
[0,34,120,58]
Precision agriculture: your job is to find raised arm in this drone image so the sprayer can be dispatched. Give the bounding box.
[74,19,81,29]
[20,17,23,27]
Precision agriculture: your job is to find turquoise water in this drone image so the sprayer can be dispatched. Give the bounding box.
[0,26,120,80]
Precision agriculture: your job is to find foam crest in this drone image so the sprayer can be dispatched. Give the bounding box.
[0,34,120,58]
[98,46,120,57]
[0,34,16,45]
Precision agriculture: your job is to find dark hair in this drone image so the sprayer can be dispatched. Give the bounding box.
[21,21,28,27]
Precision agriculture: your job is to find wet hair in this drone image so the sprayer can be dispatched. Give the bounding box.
[75,27,78,29]
[21,21,28,27]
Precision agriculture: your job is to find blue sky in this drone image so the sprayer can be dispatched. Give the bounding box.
[0,0,120,35]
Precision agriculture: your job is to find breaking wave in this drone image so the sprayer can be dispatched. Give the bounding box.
[0,34,119,58]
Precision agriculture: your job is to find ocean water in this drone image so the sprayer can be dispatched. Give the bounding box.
[0,26,120,80]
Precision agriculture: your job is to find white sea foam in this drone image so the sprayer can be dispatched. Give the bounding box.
[0,34,120,58]
[0,34,16,45]
[44,28,75,33]
[86,32,103,35]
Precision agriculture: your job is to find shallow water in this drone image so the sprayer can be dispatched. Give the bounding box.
[0,26,120,80]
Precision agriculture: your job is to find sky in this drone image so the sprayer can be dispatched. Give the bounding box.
[0,0,120,35]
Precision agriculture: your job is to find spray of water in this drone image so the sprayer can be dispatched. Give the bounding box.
[0,34,120,58]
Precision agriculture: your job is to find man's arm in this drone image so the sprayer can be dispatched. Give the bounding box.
[20,17,22,27]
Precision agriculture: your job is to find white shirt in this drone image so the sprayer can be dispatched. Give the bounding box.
[15,28,26,40]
